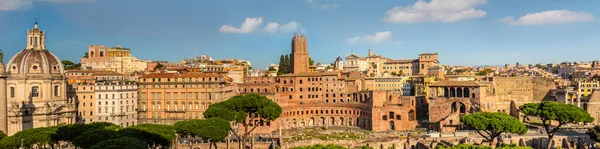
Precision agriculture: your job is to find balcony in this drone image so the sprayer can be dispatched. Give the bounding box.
[165,109,186,113]
[110,112,126,117]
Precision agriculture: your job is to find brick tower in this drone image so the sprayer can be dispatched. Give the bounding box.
[291,33,309,74]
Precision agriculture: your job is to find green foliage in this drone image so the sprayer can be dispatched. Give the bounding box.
[120,124,176,148]
[174,117,231,141]
[268,66,277,71]
[204,93,282,124]
[204,93,282,148]
[520,101,594,149]
[0,130,5,140]
[520,102,594,124]
[72,129,117,149]
[154,63,165,70]
[460,112,527,142]
[588,125,600,142]
[83,51,89,58]
[278,55,291,75]
[89,137,147,149]
[62,60,80,70]
[0,126,58,149]
[291,144,348,149]
[309,57,315,66]
[54,122,121,143]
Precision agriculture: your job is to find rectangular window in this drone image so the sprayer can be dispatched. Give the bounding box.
[10,87,14,98]
[54,86,59,96]
[382,116,387,120]
[165,92,170,100]
[31,87,40,97]
[195,92,199,100]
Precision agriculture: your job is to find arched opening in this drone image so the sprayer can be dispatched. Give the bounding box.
[330,117,335,126]
[451,102,457,113]
[100,51,104,57]
[457,88,463,98]
[408,110,415,121]
[309,117,315,126]
[321,117,326,126]
[464,88,471,98]
[449,88,456,97]
[444,87,449,97]
[389,121,396,131]
[459,103,466,113]
[339,117,344,125]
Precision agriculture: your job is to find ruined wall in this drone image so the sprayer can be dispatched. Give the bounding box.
[491,77,556,112]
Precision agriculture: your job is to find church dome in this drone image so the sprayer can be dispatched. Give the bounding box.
[5,21,64,75]
[6,49,64,74]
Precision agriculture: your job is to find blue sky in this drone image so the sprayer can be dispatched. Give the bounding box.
[1,0,599,69]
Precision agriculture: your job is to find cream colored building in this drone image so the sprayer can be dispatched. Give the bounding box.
[81,45,148,74]
[94,82,138,127]
[365,76,407,92]
[2,22,76,135]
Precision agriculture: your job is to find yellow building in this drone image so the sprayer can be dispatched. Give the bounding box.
[107,46,131,57]
[137,73,237,125]
[577,80,599,97]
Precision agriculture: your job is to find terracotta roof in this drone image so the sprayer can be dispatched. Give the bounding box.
[141,73,221,78]
[384,60,415,64]
[66,70,124,76]
[429,81,481,87]
[279,71,339,77]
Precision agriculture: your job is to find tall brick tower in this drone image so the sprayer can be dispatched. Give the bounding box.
[291,33,309,74]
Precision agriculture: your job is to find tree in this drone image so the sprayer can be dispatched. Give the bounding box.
[119,124,176,149]
[309,57,314,66]
[89,137,147,149]
[460,112,527,146]
[0,130,5,140]
[62,60,75,70]
[268,66,277,71]
[520,102,594,149]
[453,69,465,74]
[154,63,164,70]
[0,126,59,148]
[72,129,117,149]
[83,52,89,58]
[398,70,403,76]
[175,118,231,149]
[204,93,282,149]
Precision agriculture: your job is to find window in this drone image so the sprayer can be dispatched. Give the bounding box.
[31,86,40,97]
[9,87,14,98]
[54,86,60,96]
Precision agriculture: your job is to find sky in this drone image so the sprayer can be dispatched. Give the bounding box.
[1,0,600,69]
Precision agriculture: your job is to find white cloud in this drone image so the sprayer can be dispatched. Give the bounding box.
[384,0,487,23]
[0,0,90,11]
[500,10,595,26]
[346,31,393,44]
[306,0,340,9]
[264,22,280,33]
[220,17,302,34]
[219,17,264,34]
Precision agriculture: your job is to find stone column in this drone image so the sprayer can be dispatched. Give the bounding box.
[0,63,7,134]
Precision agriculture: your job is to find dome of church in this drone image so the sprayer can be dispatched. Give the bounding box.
[5,21,64,75]
[6,49,64,74]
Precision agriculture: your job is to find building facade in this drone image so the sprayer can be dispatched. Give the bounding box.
[2,22,76,135]
[80,45,148,74]
[237,34,419,134]
[137,73,237,125]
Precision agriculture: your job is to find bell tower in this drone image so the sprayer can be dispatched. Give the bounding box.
[291,33,309,74]
[26,19,46,50]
